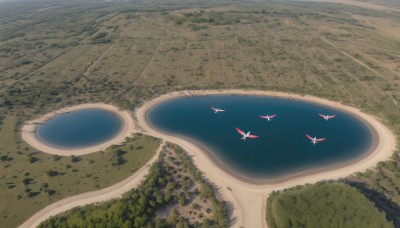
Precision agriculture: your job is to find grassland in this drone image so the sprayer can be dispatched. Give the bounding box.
[0,0,400,226]
[0,118,160,227]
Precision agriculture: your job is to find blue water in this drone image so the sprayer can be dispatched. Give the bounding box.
[147,95,373,178]
[36,109,123,149]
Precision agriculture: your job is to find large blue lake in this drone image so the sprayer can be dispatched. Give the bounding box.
[36,109,123,149]
[147,95,374,179]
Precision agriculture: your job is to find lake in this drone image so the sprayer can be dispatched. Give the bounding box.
[36,109,123,149]
[147,95,374,179]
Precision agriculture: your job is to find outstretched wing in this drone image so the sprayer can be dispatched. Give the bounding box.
[211,107,217,111]
[260,116,267,119]
[306,134,314,140]
[270,114,277,119]
[235,127,246,136]
[328,115,336,119]
[316,138,326,142]
[318,114,325,118]
[248,134,258,138]
[219,109,226,112]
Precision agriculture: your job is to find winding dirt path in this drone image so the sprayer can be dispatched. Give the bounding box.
[306,0,395,11]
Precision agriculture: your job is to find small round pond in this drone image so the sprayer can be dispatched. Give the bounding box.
[36,109,123,149]
[147,95,374,179]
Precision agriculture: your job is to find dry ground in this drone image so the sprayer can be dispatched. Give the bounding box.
[0,0,400,227]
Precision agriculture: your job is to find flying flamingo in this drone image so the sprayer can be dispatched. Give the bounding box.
[319,114,336,121]
[260,114,277,122]
[211,107,225,113]
[306,134,326,145]
[236,127,259,141]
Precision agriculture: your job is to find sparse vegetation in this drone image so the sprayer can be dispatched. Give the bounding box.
[0,0,399,226]
[39,144,229,227]
[0,118,160,227]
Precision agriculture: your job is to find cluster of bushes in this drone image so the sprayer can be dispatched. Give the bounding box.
[266,182,394,228]
[39,144,229,228]
[348,159,400,226]
[168,143,229,227]
[92,32,112,44]
[112,148,127,167]
[170,11,252,27]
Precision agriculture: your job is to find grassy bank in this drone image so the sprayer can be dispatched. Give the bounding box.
[0,116,160,227]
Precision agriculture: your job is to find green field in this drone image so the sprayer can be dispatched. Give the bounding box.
[0,0,400,226]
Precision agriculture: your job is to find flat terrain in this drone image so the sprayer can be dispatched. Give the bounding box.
[0,126,160,227]
[1,1,400,116]
[0,0,400,227]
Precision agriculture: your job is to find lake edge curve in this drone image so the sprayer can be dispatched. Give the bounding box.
[136,90,396,184]
[21,103,135,156]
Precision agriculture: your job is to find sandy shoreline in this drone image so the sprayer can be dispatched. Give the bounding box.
[136,89,396,227]
[137,89,391,184]
[21,103,136,156]
[20,90,396,228]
